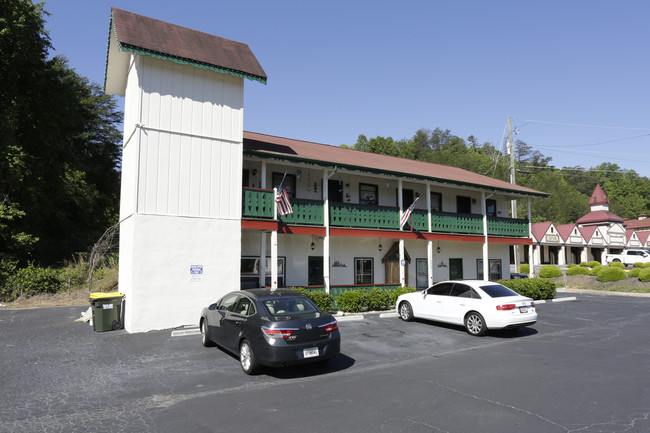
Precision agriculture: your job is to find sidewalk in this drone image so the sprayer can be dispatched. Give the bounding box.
[557,287,650,298]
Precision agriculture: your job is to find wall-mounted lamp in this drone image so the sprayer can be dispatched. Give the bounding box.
[378,238,383,252]
[472,198,477,204]
[437,241,441,254]
[252,169,257,176]
[296,170,302,179]
[310,235,315,250]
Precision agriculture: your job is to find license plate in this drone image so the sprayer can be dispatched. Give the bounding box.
[303,347,319,358]
[519,307,528,313]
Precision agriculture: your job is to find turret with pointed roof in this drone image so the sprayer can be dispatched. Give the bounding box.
[577,184,624,226]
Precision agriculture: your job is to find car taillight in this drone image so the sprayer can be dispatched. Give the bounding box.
[530,301,535,307]
[262,327,296,339]
[319,321,338,333]
[496,304,516,311]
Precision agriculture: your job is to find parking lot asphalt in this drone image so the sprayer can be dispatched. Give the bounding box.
[1,292,649,433]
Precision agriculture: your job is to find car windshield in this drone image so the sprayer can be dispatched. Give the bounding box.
[261,296,318,315]
[479,284,519,298]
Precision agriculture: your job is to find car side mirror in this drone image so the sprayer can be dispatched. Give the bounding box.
[208,303,218,311]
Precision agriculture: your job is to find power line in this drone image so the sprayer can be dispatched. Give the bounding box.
[513,118,650,131]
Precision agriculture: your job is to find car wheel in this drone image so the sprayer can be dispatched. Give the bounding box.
[399,301,414,322]
[465,312,488,336]
[201,319,215,347]
[239,340,261,375]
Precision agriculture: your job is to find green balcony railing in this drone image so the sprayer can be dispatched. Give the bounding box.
[431,211,484,234]
[278,198,324,225]
[242,188,274,218]
[242,188,529,237]
[488,216,529,237]
[329,202,399,229]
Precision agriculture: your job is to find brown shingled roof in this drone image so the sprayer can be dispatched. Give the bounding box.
[243,131,547,198]
[110,8,266,83]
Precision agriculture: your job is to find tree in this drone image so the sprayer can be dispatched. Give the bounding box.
[1,0,122,266]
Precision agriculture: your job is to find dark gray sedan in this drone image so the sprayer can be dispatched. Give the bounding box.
[200,288,341,375]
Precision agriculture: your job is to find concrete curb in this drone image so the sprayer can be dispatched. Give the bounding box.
[556,287,650,298]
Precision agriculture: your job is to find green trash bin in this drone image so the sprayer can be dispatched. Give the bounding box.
[89,292,124,332]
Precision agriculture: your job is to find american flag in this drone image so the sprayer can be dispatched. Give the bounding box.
[275,174,293,216]
[400,196,419,230]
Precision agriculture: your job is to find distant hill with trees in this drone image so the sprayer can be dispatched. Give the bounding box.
[342,128,650,225]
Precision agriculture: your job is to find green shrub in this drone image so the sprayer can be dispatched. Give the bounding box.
[609,261,625,269]
[589,265,603,276]
[389,286,417,306]
[597,267,627,282]
[566,263,575,268]
[366,287,392,311]
[539,265,562,278]
[587,261,602,268]
[336,289,368,313]
[629,268,641,278]
[2,265,64,302]
[498,278,557,300]
[639,268,650,282]
[566,266,589,276]
[633,262,645,268]
[579,262,589,267]
[291,287,334,311]
[520,264,530,274]
[644,262,650,268]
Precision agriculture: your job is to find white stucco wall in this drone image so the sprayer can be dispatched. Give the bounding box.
[118,54,245,332]
[120,214,240,333]
[241,231,511,288]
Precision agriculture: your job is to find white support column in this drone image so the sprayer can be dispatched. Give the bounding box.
[259,231,266,287]
[426,183,433,287]
[260,161,267,189]
[398,179,405,287]
[323,169,331,293]
[271,187,278,290]
[427,240,433,287]
[482,192,489,280]
[426,183,432,233]
[528,198,534,278]
[399,239,405,287]
[581,247,588,263]
[271,230,278,290]
[559,245,566,266]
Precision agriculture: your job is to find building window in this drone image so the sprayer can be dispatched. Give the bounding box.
[240,256,285,288]
[416,258,428,289]
[272,172,296,198]
[359,183,378,205]
[456,196,471,214]
[431,192,442,212]
[354,258,373,284]
[477,259,502,280]
[486,199,496,217]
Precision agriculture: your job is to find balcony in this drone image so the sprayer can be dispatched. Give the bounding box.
[242,188,529,237]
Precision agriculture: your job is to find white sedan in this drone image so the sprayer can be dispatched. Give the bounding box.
[396,280,537,336]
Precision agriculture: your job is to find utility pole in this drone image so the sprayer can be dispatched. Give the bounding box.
[508,116,520,273]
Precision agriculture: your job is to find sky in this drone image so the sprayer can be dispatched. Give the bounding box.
[42,0,650,176]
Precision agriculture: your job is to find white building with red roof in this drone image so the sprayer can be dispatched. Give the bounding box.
[105,9,547,332]
[529,184,638,267]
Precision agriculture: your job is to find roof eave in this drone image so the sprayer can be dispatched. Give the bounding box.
[243,149,549,199]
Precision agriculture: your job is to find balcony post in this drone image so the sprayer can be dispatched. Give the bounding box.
[271,229,278,290]
[426,183,433,286]
[482,192,489,280]
[323,169,331,293]
[399,239,406,287]
[271,187,278,290]
[259,231,266,287]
